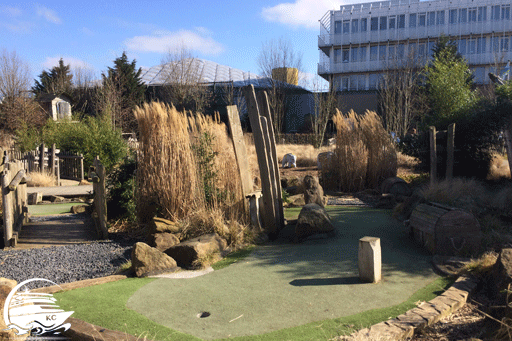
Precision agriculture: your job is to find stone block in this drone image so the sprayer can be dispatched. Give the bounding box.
[50,195,65,203]
[358,236,381,283]
[131,242,178,277]
[28,192,42,205]
[165,233,227,269]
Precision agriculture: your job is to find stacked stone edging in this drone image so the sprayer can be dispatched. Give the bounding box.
[343,275,478,340]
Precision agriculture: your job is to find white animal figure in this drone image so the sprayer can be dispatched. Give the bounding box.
[317,151,334,170]
[282,153,297,168]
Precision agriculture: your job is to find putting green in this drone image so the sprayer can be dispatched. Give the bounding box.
[127,207,438,340]
[28,203,87,216]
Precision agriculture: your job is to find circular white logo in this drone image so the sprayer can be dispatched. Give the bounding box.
[3,278,73,336]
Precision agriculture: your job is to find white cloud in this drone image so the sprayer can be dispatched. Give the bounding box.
[1,21,33,33]
[124,28,224,56]
[262,0,371,29]
[36,4,61,24]
[42,56,93,70]
[0,6,22,17]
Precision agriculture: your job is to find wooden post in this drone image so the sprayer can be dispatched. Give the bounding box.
[256,91,284,229]
[446,123,455,180]
[2,165,13,247]
[93,157,108,239]
[429,126,437,186]
[80,154,84,181]
[242,85,277,234]
[50,143,56,178]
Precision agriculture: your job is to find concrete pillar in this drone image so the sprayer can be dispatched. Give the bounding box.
[358,236,382,283]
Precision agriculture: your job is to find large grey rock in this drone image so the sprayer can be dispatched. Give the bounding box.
[295,203,335,242]
[146,217,182,243]
[151,232,180,252]
[131,242,178,277]
[492,248,512,297]
[303,175,325,207]
[165,233,227,269]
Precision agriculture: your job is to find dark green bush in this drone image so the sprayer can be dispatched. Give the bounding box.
[107,156,136,222]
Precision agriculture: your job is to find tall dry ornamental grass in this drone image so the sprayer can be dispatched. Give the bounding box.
[321,110,397,192]
[134,102,244,224]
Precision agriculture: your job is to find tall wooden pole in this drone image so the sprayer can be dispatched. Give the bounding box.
[446,123,455,180]
[429,126,437,186]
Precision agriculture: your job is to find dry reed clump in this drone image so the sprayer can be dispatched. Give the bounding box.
[487,153,511,180]
[397,152,419,171]
[461,251,498,277]
[322,110,396,192]
[134,102,248,247]
[26,171,56,187]
[135,102,199,223]
[420,178,488,214]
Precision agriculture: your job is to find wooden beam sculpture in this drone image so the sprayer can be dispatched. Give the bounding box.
[242,85,283,235]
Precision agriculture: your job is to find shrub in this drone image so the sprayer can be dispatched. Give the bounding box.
[26,171,56,187]
[106,156,137,222]
[42,117,127,173]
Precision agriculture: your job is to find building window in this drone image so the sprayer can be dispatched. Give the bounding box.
[409,13,417,27]
[477,37,486,54]
[389,15,396,29]
[449,9,457,24]
[380,16,387,30]
[334,20,342,34]
[478,6,487,22]
[492,5,500,20]
[409,42,417,56]
[361,18,367,31]
[468,39,476,54]
[334,48,341,63]
[343,20,350,34]
[419,13,426,26]
[437,11,445,25]
[459,8,467,23]
[369,74,379,89]
[428,41,435,57]
[342,49,350,62]
[352,19,359,33]
[473,67,486,84]
[502,5,510,20]
[458,39,467,55]
[427,12,435,26]
[341,77,349,91]
[370,45,378,61]
[379,45,387,60]
[492,37,500,53]
[349,75,358,90]
[398,14,405,28]
[418,43,426,56]
[501,37,510,52]
[468,7,477,22]
[397,44,405,59]
[360,46,367,62]
[388,45,396,59]
[351,47,359,62]
[370,17,378,31]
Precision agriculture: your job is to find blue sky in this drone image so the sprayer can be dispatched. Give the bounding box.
[0,0,371,90]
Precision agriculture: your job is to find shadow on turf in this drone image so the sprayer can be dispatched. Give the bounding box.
[290,276,362,286]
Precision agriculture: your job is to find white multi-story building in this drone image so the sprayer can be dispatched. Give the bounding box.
[318,0,512,91]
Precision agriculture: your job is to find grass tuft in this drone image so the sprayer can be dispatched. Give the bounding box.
[27,171,56,187]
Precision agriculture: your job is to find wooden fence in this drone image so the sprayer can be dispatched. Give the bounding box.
[7,144,84,183]
[1,160,29,248]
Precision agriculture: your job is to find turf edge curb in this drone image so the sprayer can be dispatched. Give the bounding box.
[342,275,478,341]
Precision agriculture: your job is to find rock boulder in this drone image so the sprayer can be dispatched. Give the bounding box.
[165,233,227,269]
[151,232,180,252]
[295,203,335,242]
[303,175,325,207]
[131,242,178,277]
[492,248,512,298]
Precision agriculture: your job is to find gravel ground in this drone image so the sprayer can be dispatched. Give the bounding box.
[0,240,133,286]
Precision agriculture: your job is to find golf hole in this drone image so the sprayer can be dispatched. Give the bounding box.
[197,311,210,318]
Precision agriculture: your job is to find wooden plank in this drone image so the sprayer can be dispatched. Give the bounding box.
[2,165,13,247]
[242,85,277,234]
[429,127,437,185]
[226,105,253,198]
[446,123,455,180]
[257,91,284,230]
[8,169,26,192]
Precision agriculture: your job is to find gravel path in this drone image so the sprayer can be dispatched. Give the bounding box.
[0,240,132,286]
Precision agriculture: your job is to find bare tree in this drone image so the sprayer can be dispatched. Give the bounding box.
[0,49,44,132]
[257,37,303,135]
[378,49,426,138]
[310,75,339,148]
[71,66,97,117]
[158,45,211,113]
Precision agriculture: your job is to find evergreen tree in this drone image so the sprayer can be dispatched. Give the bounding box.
[101,52,145,132]
[423,37,477,128]
[33,58,73,96]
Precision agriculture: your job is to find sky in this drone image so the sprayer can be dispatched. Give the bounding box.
[0,0,373,91]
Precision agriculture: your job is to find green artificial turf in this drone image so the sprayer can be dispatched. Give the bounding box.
[55,276,452,341]
[212,246,256,270]
[28,203,88,216]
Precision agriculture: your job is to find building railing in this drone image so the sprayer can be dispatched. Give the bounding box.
[319,21,512,47]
